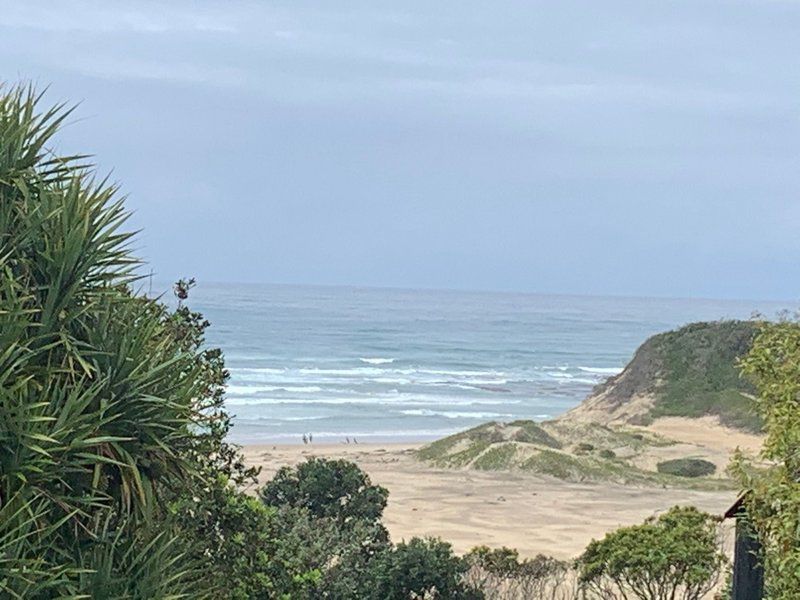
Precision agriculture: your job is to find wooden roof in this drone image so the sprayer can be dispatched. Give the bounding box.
[724,494,748,519]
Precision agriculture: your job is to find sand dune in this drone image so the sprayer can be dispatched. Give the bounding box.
[243,437,741,559]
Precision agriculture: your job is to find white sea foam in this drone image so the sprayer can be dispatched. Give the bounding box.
[226,396,378,406]
[226,385,323,395]
[546,371,573,379]
[228,366,510,388]
[359,357,395,365]
[296,367,386,377]
[229,428,459,441]
[414,368,504,377]
[578,366,623,375]
[371,377,413,385]
[399,409,512,419]
[225,395,520,407]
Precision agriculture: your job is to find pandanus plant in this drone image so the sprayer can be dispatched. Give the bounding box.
[0,84,232,598]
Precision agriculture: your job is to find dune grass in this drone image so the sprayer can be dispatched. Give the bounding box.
[416,419,731,489]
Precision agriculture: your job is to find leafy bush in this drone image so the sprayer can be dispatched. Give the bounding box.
[656,458,716,478]
[260,460,483,599]
[734,318,800,598]
[577,506,726,600]
[268,505,389,598]
[365,537,483,599]
[260,457,388,526]
[171,476,322,599]
[575,443,595,454]
[465,546,574,599]
[598,449,616,459]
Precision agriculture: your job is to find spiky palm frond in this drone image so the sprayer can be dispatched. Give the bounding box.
[0,83,225,597]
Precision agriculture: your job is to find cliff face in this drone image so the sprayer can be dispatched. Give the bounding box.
[563,320,760,431]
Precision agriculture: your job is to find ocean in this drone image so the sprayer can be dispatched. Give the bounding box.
[180,283,792,444]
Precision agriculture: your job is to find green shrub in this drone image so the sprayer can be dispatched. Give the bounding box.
[466,546,524,578]
[464,546,573,598]
[656,458,716,478]
[259,459,397,597]
[173,477,312,599]
[269,505,389,598]
[365,537,483,599]
[575,442,595,454]
[734,318,800,598]
[598,449,616,459]
[260,458,388,526]
[577,506,726,600]
[258,461,486,599]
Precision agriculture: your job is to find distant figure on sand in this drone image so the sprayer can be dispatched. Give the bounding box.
[302,433,308,445]
[309,433,313,443]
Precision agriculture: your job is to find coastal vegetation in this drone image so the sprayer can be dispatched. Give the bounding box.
[568,320,761,432]
[656,458,717,478]
[733,317,800,599]
[0,83,486,600]
[464,548,575,599]
[577,506,726,600]
[0,84,268,598]
[415,420,730,489]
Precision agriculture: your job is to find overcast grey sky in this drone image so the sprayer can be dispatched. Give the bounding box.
[1,1,798,299]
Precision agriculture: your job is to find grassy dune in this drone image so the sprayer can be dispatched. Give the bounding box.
[416,420,734,490]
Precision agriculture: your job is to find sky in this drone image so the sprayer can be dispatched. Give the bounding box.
[1,1,798,300]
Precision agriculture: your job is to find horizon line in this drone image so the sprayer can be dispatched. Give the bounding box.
[140,276,800,307]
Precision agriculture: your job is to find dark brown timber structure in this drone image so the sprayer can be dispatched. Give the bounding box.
[724,496,764,600]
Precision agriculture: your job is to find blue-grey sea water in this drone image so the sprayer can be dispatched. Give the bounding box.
[181,283,793,444]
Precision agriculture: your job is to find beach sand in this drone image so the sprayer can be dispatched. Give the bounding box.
[242,419,754,560]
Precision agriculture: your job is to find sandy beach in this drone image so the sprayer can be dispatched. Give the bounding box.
[242,425,750,560]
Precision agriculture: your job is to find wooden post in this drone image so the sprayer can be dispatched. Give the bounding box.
[726,496,764,600]
[731,517,763,600]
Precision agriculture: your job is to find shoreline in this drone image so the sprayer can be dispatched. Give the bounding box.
[229,433,450,446]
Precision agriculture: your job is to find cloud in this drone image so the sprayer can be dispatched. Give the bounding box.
[63,54,248,87]
[0,0,797,298]
[0,1,238,34]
